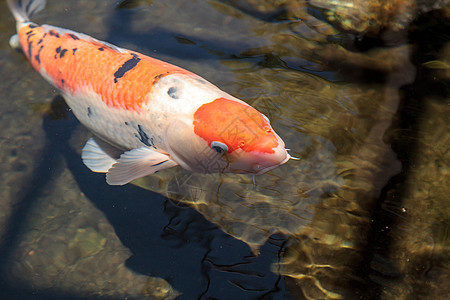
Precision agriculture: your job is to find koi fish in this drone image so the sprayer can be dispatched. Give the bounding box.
[7,0,291,185]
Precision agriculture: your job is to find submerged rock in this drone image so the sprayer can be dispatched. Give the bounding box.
[309,0,450,34]
[68,227,107,258]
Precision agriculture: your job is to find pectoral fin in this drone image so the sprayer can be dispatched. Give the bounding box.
[82,137,122,172]
[106,147,178,185]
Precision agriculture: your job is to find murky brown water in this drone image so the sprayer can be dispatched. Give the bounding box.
[0,0,448,299]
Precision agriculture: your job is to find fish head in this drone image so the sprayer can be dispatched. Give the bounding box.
[165,97,290,174]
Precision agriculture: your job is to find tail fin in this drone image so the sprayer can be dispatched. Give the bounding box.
[7,0,46,24]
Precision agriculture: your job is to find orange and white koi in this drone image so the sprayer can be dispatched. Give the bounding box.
[7,0,292,185]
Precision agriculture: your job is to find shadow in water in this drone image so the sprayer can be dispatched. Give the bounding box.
[0,95,290,299]
[60,113,290,298]
[103,2,312,75]
[356,13,450,298]
[0,96,100,300]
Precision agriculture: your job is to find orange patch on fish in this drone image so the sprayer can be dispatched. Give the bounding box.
[193,97,278,153]
[18,24,191,111]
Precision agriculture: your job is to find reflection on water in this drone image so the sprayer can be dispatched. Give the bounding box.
[0,0,448,299]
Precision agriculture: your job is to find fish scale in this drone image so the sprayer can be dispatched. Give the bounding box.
[18,23,190,111]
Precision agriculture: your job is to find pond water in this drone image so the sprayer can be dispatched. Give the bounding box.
[0,0,448,299]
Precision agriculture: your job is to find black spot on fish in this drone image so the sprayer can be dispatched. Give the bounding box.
[26,30,33,35]
[26,33,35,43]
[49,30,60,38]
[152,72,169,85]
[68,33,80,40]
[37,38,44,45]
[167,87,179,99]
[34,45,44,64]
[60,49,67,58]
[135,125,156,148]
[61,79,65,87]
[98,47,104,51]
[152,160,168,167]
[54,46,61,59]
[72,48,78,55]
[124,121,129,125]
[87,107,92,118]
[113,53,140,83]
[28,24,38,29]
[27,41,33,60]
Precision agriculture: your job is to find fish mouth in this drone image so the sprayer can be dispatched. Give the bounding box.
[251,152,291,175]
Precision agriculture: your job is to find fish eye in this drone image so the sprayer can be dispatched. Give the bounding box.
[211,141,228,154]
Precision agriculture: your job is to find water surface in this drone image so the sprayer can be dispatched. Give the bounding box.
[0,0,448,299]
